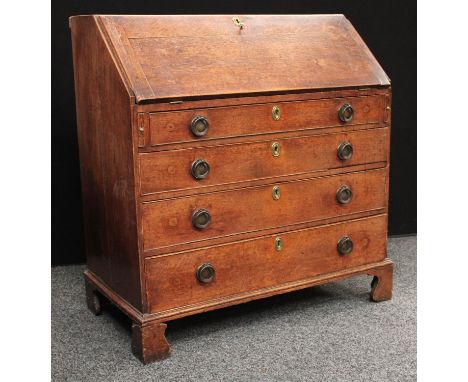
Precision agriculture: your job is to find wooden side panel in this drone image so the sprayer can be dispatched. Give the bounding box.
[145,215,388,313]
[139,127,388,196]
[148,95,385,146]
[141,168,387,251]
[70,16,142,310]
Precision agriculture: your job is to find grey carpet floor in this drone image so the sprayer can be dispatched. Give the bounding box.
[52,236,416,382]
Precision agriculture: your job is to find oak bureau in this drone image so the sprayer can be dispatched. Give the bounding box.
[70,14,393,363]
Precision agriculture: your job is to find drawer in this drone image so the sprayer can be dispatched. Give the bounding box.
[145,214,388,313]
[139,128,388,196]
[141,168,387,251]
[147,95,386,146]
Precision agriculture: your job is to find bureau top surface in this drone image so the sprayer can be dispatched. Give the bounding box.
[70,14,390,103]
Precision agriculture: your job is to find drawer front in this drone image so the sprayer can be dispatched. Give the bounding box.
[140,128,388,196]
[148,95,386,146]
[141,168,387,251]
[145,214,388,313]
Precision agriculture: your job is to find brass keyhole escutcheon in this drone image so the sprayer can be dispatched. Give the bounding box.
[275,237,283,251]
[232,17,244,29]
[272,185,281,200]
[272,106,281,121]
[271,142,280,157]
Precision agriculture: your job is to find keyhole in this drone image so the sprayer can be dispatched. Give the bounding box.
[271,142,280,157]
[272,106,281,121]
[275,237,283,251]
[272,186,281,200]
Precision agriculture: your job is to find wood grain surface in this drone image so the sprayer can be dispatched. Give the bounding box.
[147,95,385,146]
[70,16,142,309]
[139,127,388,196]
[145,214,388,312]
[93,15,389,102]
[70,14,393,363]
[141,168,387,251]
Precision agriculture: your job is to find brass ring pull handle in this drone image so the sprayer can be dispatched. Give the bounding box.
[192,209,212,229]
[337,236,354,255]
[336,185,353,204]
[190,116,209,137]
[191,159,210,180]
[337,141,353,161]
[196,263,215,283]
[338,103,354,123]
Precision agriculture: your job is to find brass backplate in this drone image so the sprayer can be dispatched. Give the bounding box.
[272,185,281,200]
[272,106,281,121]
[271,142,280,157]
[275,237,283,251]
